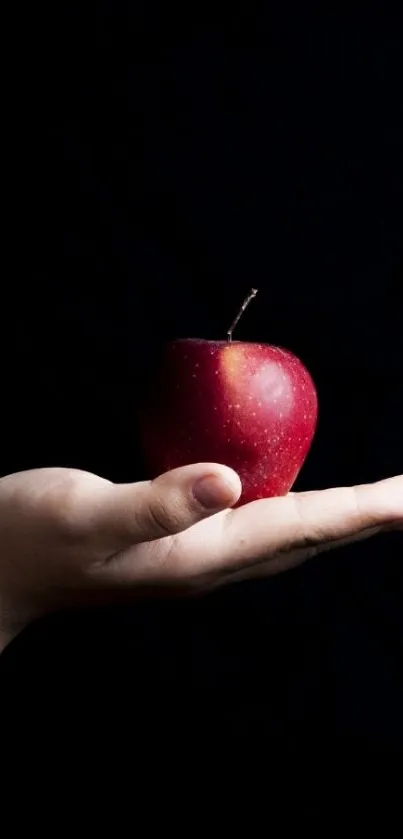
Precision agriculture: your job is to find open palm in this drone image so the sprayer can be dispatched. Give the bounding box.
[98,473,403,593]
[1,464,401,650]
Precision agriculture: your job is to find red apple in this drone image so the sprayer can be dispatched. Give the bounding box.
[139,291,318,507]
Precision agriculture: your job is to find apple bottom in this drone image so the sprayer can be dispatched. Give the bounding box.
[140,431,311,507]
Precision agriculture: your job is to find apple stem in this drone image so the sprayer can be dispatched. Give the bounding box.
[227,288,258,342]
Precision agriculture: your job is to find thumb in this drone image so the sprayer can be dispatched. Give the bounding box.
[88,463,242,551]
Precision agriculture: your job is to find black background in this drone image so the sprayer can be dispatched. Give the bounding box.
[1,4,402,753]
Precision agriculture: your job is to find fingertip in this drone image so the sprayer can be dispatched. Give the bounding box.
[192,466,242,510]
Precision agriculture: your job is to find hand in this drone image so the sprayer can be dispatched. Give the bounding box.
[1,464,402,651]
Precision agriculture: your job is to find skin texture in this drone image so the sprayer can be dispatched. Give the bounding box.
[0,463,402,652]
[139,339,318,506]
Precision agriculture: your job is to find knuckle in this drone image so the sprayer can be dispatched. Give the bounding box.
[288,494,324,550]
[147,493,185,536]
[290,494,313,546]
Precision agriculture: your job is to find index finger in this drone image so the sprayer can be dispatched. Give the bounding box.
[186,475,403,577]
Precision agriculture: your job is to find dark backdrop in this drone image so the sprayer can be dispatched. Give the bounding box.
[2,5,402,752]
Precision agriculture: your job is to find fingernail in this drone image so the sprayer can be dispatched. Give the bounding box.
[193,474,237,509]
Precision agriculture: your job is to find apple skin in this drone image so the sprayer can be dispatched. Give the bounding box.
[139,339,318,507]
